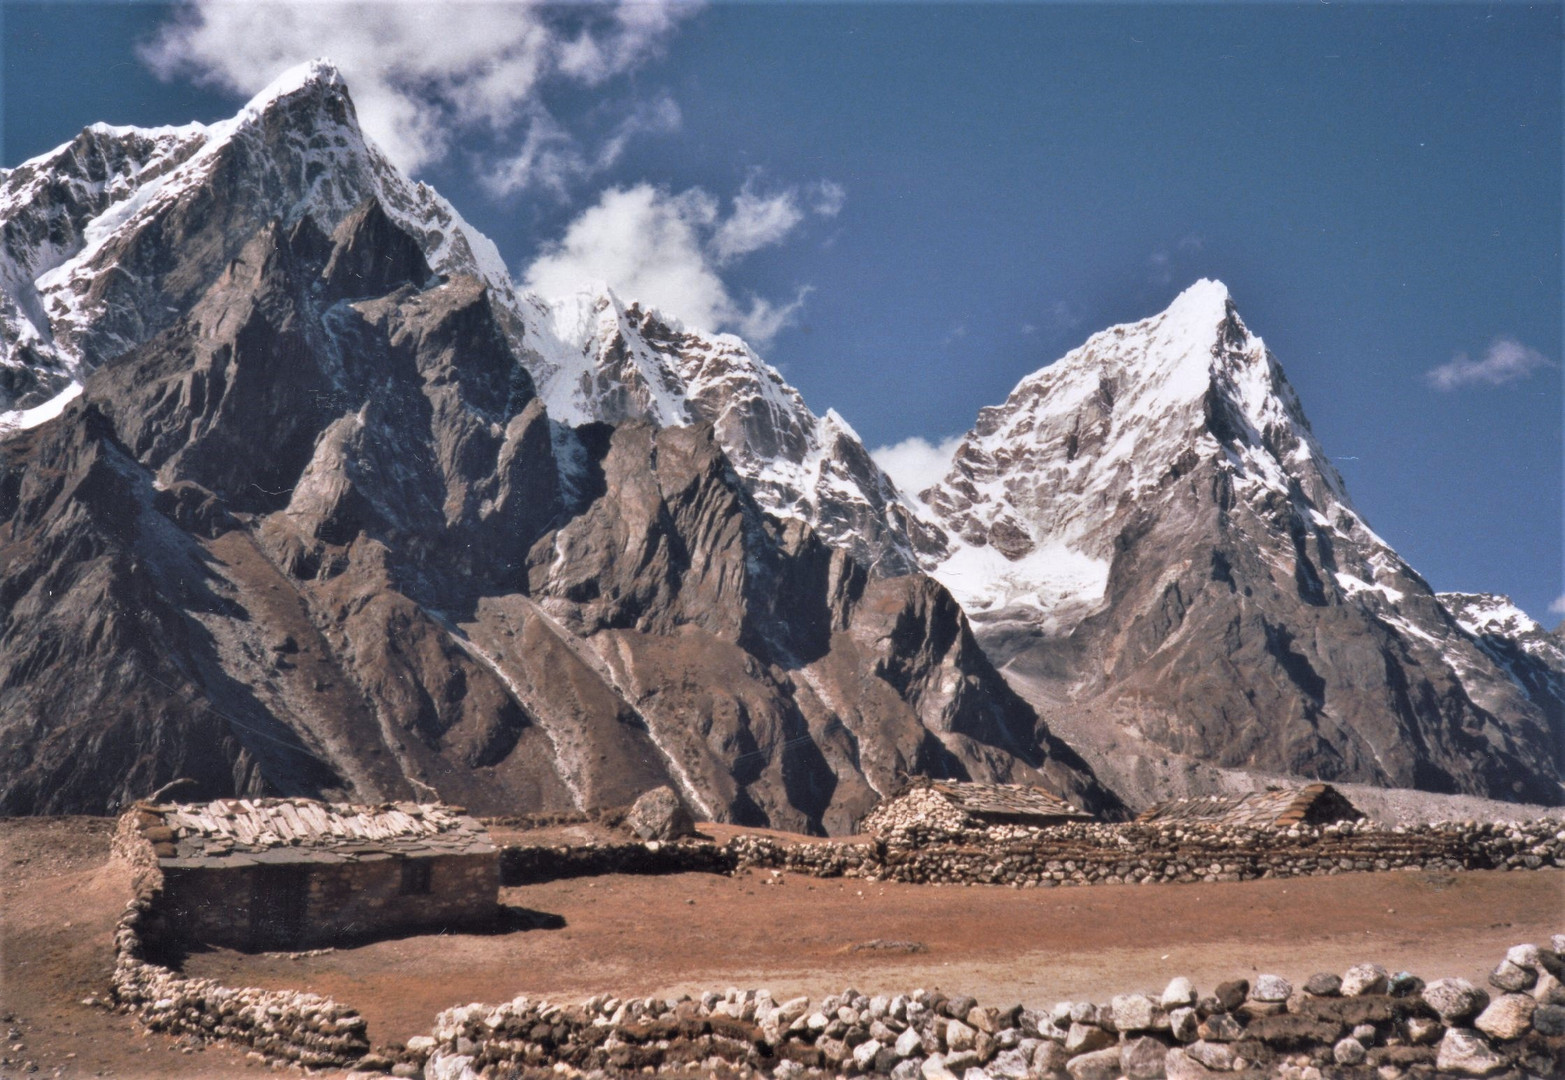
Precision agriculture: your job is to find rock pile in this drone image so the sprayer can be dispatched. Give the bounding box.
[397,940,1565,1079]
[859,786,977,836]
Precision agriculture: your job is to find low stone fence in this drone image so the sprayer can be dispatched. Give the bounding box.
[498,840,735,885]
[496,818,1564,889]
[858,818,1565,888]
[393,939,1565,1079]
[107,831,370,1070]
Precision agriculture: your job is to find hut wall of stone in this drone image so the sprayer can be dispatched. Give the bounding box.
[160,852,498,950]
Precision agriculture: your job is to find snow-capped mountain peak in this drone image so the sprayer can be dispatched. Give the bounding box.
[915,280,1378,636]
[0,56,508,425]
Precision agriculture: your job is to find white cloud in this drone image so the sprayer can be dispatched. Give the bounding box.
[1426,338,1555,391]
[1550,594,1565,617]
[871,434,964,499]
[523,178,841,346]
[809,180,847,218]
[140,0,694,177]
[711,183,806,264]
[481,93,681,197]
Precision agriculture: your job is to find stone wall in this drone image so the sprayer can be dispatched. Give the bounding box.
[495,818,1565,889]
[399,938,1565,1079]
[498,840,734,886]
[160,850,499,949]
[108,839,370,1069]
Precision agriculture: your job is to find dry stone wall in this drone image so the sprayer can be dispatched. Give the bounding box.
[108,839,370,1069]
[395,937,1565,1079]
[498,818,1565,888]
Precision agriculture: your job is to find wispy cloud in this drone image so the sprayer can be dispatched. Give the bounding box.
[1550,594,1565,617]
[523,178,842,347]
[1425,338,1555,391]
[481,92,682,197]
[871,434,964,499]
[140,0,696,181]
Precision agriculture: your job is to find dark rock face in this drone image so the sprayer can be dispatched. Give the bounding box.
[0,195,1112,828]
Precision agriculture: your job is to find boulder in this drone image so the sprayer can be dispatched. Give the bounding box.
[853,1039,884,1069]
[988,1048,1031,1079]
[1423,978,1489,1023]
[1033,1041,1071,1074]
[1164,1048,1221,1080]
[1532,971,1565,1005]
[1473,994,1534,1041]
[1250,975,1292,1003]
[920,1053,959,1080]
[1533,1003,1565,1037]
[1333,1037,1367,1065]
[944,1018,976,1053]
[1341,964,1389,997]
[1196,1013,1243,1043]
[1161,978,1197,1009]
[1112,993,1162,1033]
[1121,1035,1169,1079]
[1435,1027,1506,1077]
[1064,1023,1113,1055]
[1488,960,1535,993]
[1303,973,1341,997]
[1066,1046,1123,1080]
[1168,1007,1198,1043]
[1213,981,1249,1012]
[624,786,698,841]
[1184,1041,1236,1071]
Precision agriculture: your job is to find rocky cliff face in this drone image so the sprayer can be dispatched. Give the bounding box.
[0,67,1109,827]
[913,281,1563,806]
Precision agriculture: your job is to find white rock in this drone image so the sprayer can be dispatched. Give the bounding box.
[1505,944,1541,970]
[1165,1047,1220,1080]
[988,1047,1030,1079]
[1423,978,1489,1023]
[1112,993,1161,1032]
[1474,994,1535,1041]
[1161,977,1197,1009]
[1333,1037,1367,1065]
[943,1017,976,1052]
[1341,964,1389,997]
[853,1039,884,1069]
[423,1052,479,1080]
[1435,1028,1506,1076]
[896,1026,925,1057]
[921,1052,959,1080]
[1251,975,1292,1003]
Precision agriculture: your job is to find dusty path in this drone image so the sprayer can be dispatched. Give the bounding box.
[4,816,1562,1076]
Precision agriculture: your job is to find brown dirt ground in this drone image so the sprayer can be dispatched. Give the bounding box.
[4,817,1563,1078]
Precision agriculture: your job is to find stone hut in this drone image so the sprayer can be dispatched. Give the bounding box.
[860,779,1096,834]
[114,798,499,951]
[1134,783,1363,828]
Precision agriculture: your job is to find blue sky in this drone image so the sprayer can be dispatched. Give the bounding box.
[4,1,1561,622]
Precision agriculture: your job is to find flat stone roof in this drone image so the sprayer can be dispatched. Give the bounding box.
[928,781,1096,821]
[125,797,496,866]
[1134,783,1362,828]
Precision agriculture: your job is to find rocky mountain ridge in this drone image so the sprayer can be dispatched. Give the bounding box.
[2,60,1558,816]
[0,66,1108,828]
